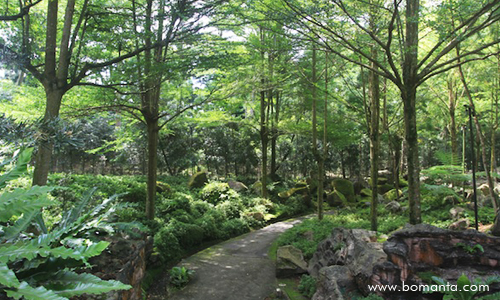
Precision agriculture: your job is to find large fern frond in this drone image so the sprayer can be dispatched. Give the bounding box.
[45,271,131,297]
[6,282,68,300]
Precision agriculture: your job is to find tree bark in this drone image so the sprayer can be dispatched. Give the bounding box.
[146,119,158,220]
[369,46,380,232]
[402,0,421,224]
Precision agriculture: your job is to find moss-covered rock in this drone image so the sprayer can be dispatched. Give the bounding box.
[156,181,172,194]
[332,179,355,203]
[360,188,372,198]
[326,190,347,206]
[378,184,393,195]
[278,186,309,199]
[383,189,403,202]
[188,171,208,189]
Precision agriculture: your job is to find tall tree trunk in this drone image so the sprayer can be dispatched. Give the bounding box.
[259,27,268,198]
[456,49,499,211]
[33,89,63,186]
[311,48,324,220]
[369,47,380,232]
[448,78,458,164]
[146,118,158,220]
[402,0,421,224]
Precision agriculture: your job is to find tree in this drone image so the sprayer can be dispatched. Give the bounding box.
[0,0,159,187]
[273,0,500,224]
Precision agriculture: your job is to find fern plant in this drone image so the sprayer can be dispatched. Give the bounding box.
[0,148,131,300]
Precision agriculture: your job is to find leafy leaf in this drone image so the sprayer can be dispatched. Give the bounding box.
[0,262,20,288]
[0,148,33,189]
[46,271,131,297]
[6,281,68,300]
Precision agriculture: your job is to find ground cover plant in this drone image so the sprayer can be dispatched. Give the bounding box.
[0,149,131,299]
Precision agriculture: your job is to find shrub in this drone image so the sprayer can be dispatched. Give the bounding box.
[169,267,194,289]
[191,200,213,219]
[220,218,250,239]
[154,227,182,263]
[168,219,204,248]
[200,181,239,204]
[194,214,221,240]
[215,199,244,219]
[298,275,317,298]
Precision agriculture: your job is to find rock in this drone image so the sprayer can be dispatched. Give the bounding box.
[353,180,369,195]
[443,195,458,205]
[279,186,308,199]
[385,201,401,213]
[276,245,308,278]
[492,212,500,236]
[156,181,172,194]
[332,179,355,203]
[326,190,346,207]
[309,228,386,299]
[479,183,490,196]
[372,224,500,299]
[312,266,358,300]
[383,189,402,202]
[251,212,265,221]
[228,180,248,192]
[448,218,470,230]
[188,171,208,189]
[303,230,314,241]
[378,184,393,195]
[449,207,465,220]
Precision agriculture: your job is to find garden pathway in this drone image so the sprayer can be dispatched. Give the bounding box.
[164,216,311,300]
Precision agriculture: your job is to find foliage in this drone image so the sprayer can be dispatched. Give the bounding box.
[169,267,194,289]
[455,243,484,254]
[200,181,239,204]
[298,275,317,298]
[423,274,500,300]
[0,149,131,300]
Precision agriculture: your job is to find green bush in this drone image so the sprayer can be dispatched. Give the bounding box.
[191,200,213,219]
[168,219,204,248]
[298,274,317,298]
[194,213,221,240]
[215,199,244,219]
[154,227,183,263]
[220,218,250,239]
[169,266,194,289]
[200,181,239,204]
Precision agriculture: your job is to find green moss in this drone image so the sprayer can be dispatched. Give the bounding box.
[332,179,355,202]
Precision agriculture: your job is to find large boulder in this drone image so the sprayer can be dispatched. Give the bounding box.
[373,224,500,299]
[228,180,248,192]
[332,179,355,203]
[276,245,308,278]
[312,265,359,300]
[308,228,386,296]
[188,171,208,189]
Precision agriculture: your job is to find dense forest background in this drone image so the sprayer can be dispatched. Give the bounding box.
[2,0,500,229]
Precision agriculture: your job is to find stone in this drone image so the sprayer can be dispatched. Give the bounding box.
[353,180,369,195]
[188,171,208,189]
[383,189,402,202]
[312,265,357,300]
[449,207,465,220]
[228,180,248,192]
[478,183,490,196]
[308,228,386,299]
[276,245,308,278]
[448,218,470,230]
[492,211,500,236]
[278,186,308,199]
[332,179,355,203]
[373,224,500,299]
[443,195,458,205]
[326,190,346,207]
[385,201,401,213]
[378,184,393,195]
[156,181,172,194]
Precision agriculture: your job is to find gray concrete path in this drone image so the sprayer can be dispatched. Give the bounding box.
[167,217,308,300]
